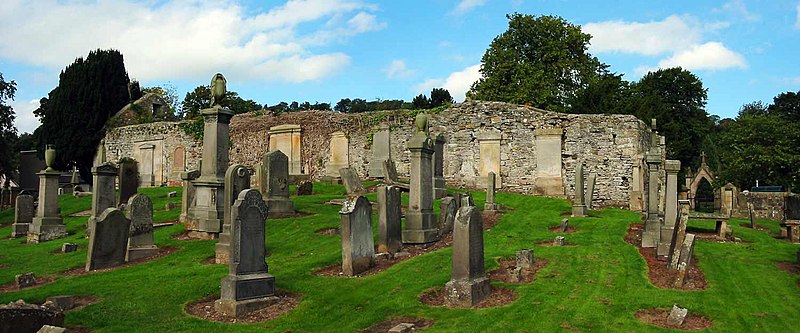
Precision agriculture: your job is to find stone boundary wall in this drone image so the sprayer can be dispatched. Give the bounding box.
[103,101,654,208]
[741,192,790,220]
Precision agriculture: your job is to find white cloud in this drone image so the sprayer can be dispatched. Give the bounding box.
[716,0,760,22]
[584,15,702,55]
[0,0,384,83]
[656,42,746,71]
[415,64,481,102]
[384,60,414,79]
[9,98,41,134]
[451,0,487,16]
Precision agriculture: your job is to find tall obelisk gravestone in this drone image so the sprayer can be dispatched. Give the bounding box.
[28,145,66,243]
[658,159,681,256]
[403,112,439,244]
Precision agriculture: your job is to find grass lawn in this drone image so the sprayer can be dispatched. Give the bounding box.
[0,182,798,332]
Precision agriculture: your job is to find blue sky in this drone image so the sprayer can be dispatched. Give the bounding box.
[2,0,800,134]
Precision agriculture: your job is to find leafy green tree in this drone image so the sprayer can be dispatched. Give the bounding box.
[569,72,630,114]
[468,13,606,112]
[33,49,131,180]
[180,85,261,118]
[430,88,453,107]
[412,94,430,109]
[767,91,800,121]
[335,98,352,113]
[0,72,18,181]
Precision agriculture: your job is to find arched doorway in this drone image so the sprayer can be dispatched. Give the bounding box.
[695,178,715,213]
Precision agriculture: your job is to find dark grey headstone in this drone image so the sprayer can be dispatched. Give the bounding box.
[339,167,364,195]
[340,196,375,276]
[86,208,131,271]
[560,218,569,232]
[117,158,138,206]
[262,151,294,213]
[12,194,34,238]
[377,186,402,254]
[61,243,77,253]
[444,206,491,307]
[438,196,459,236]
[296,181,313,195]
[216,164,251,264]
[126,194,158,261]
[15,272,36,288]
[382,159,399,183]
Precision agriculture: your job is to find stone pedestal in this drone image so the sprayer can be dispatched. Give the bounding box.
[658,160,681,256]
[27,170,65,243]
[444,206,491,307]
[571,162,586,217]
[433,134,447,199]
[403,129,438,244]
[189,106,233,237]
[642,150,662,248]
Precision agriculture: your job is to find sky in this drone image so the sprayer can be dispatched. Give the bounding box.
[2,0,800,134]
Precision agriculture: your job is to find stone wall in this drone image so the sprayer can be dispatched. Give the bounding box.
[103,100,654,208]
[742,192,788,220]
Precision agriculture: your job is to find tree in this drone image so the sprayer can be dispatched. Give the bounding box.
[335,98,352,113]
[180,85,261,119]
[412,94,430,109]
[142,83,180,119]
[569,72,630,114]
[767,91,800,121]
[0,72,18,181]
[34,49,131,181]
[430,88,454,107]
[468,13,607,112]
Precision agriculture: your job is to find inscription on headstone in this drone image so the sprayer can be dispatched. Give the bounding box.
[125,194,158,261]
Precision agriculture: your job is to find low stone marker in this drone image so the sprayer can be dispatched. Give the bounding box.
[388,322,415,333]
[214,189,275,318]
[339,167,364,195]
[11,194,34,238]
[438,196,459,236]
[15,272,37,288]
[45,296,75,311]
[61,243,77,253]
[86,208,131,271]
[167,191,177,198]
[37,325,66,333]
[554,236,565,246]
[377,186,402,254]
[125,194,158,261]
[508,266,524,283]
[516,249,534,268]
[666,305,688,326]
[484,171,498,212]
[673,234,696,287]
[748,202,755,228]
[340,196,375,276]
[461,193,474,207]
[296,181,313,195]
[560,218,569,232]
[444,206,491,307]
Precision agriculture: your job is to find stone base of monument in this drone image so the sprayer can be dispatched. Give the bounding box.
[641,230,659,248]
[434,177,447,199]
[403,212,439,244]
[657,227,674,256]
[27,221,67,244]
[215,273,276,317]
[533,177,562,196]
[402,228,439,244]
[266,198,294,214]
[11,223,29,238]
[484,203,499,214]
[571,204,586,217]
[444,277,491,307]
[126,245,159,261]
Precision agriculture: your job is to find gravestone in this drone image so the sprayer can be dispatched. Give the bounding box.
[339,167,364,195]
[674,234,696,287]
[667,305,688,326]
[327,131,349,177]
[261,151,294,213]
[125,194,158,261]
[179,169,200,228]
[668,200,691,270]
[461,193,474,207]
[585,172,597,210]
[554,236,565,246]
[296,181,313,195]
[477,129,501,189]
[61,243,77,253]
[171,146,186,176]
[268,124,303,175]
[572,162,587,217]
[87,163,119,238]
[560,218,569,232]
[388,323,415,333]
[27,145,66,243]
[37,325,66,333]
[382,159,399,183]
[643,150,662,248]
[86,208,131,271]
[216,165,251,264]
[339,196,375,276]
[117,157,138,206]
[369,125,391,178]
[15,272,36,288]
[533,128,562,195]
[12,194,34,238]
[748,202,755,228]
[214,189,275,317]
[403,113,438,244]
[377,186,402,254]
[484,172,498,213]
[188,89,234,237]
[444,206,491,307]
[658,160,681,256]
[433,134,447,198]
[438,196,459,236]
[516,249,534,268]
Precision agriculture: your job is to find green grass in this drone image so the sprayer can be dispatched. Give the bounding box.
[0,183,798,332]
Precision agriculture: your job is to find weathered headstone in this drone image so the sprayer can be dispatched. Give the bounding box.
[666,305,688,326]
[214,189,275,317]
[438,196,459,236]
[444,206,491,307]
[377,186,402,254]
[327,131,350,177]
[61,243,77,253]
[12,194,34,238]
[382,158,399,183]
[340,196,375,276]
[179,169,200,228]
[15,272,36,288]
[461,193,474,207]
[433,134,447,199]
[261,151,294,213]
[87,163,119,238]
[643,150,662,248]
[216,165,251,264]
[0,301,64,333]
[167,191,177,198]
[516,249,534,268]
[268,124,303,175]
[673,233,696,287]
[585,172,597,210]
[554,236,565,246]
[533,128,563,196]
[86,208,131,271]
[478,129,502,189]
[658,160,681,256]
[44,296,75,311]
[572,162,586,217]
[296,181,313,195]
[125,194,158,261]
[560,218,569,232]
[28,145,66,244]
[339,167,364,195]
[369,125,391,178]
[388,323,415,333]
[508,266,524,283]
[403,113,438,244]
[37,325,66,333]
[748,202,755,228]
[117,157,138,206]
[484,171,499,213]
[668,200,691,270]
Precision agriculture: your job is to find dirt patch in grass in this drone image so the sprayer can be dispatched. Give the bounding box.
[635,308,713,330]
[776,261,800,275]
[488,257,549,283]
[548,226,577,233]
[359,316,434,333]
[0,275,57,293]
[60,246,178,276]
[624,224,707,290]
[314,227,339,236]
[482,212,502,230]
[418,286,517,308]
[184,290,301,323]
